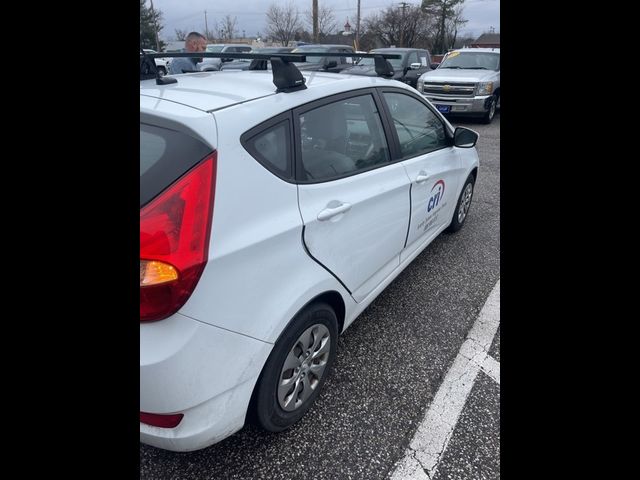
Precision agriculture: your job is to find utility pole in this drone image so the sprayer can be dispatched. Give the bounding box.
[399,2,408,47]
[312,0,319,43]
[204,10,209,38]
[356,0,361,51]
[149,0,161,51]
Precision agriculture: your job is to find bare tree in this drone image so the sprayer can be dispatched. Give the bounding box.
[265,1,302,46]
[445,5,468,50]
[364,4,433,48]
[174,28,187,41]
[217,15,238,41]
[305,5,337,40]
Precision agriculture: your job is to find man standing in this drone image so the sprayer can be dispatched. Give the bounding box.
[168,32,207,74]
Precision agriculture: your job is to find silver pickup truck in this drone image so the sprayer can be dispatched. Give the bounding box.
[417,48,500,124]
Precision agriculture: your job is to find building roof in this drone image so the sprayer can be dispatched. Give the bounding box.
[472,33,500,46]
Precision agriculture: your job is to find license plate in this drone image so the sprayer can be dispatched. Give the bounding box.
[436,104,451,113]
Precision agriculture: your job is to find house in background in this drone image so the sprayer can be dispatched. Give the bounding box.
[470,33,500,48]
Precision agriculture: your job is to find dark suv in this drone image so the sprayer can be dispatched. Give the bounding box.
[290,44,357,73]
[342,48,434,89]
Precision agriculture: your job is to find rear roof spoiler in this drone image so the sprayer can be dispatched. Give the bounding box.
[140,51,401,93]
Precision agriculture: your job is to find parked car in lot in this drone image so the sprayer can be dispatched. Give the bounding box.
[341,47,434,89]
[198,43,253,71]
[416,48,500,123]
[290,44,357,72]
[140,52,480,452]
[142,49,168,76]
[220,46,294,71]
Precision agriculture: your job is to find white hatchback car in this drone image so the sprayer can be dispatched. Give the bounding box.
[140,53,480,451]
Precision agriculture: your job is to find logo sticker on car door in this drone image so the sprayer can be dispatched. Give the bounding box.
[428,180,445,212]
[416,179,447,233]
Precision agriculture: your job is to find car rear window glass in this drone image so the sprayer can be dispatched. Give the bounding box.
[140,123,213,207]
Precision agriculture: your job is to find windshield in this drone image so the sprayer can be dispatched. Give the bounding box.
[291,47,331,64]
[439,51,499,70]
[356,52,404,69]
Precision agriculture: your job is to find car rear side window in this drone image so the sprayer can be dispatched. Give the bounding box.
[140,123,213,207]
[298,94,391,182]
[241,117,293,180]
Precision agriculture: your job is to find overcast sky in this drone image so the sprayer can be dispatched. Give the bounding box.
[152,0,499,41]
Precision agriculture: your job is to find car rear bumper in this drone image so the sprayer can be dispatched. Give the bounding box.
[140,312,273,451]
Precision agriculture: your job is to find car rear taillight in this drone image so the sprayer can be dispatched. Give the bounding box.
[140,152,217,322]
[140,411,184,428]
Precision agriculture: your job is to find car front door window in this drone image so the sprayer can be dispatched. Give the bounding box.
[383,92,447,158]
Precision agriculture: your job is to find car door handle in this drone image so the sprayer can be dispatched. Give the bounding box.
[416,171,430,183]
[317,202,352,221]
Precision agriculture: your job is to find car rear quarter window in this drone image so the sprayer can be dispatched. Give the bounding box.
[242,119,292,179]
[243,120,291,178]
[140,123,213,207]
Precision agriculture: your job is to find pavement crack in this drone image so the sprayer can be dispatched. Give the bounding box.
[409,448,433,480]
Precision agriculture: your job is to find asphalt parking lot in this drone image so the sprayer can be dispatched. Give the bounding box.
[140,112,500,480]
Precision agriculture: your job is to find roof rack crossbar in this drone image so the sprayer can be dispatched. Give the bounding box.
[143,52,401,60]
[140,51,402,91]
[373,55,395,77]
[140,48,177,85]
[270,57,307,93]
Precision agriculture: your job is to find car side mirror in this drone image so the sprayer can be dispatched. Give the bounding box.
[324,60,338,69]
[410,62,422,69]
[453,127,479,148]
[431,63,440,69]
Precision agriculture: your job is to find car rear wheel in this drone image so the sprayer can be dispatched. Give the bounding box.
[446,175,475,233]
[254,302,338,432]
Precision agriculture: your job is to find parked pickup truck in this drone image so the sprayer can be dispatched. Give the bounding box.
[417,48,500,123]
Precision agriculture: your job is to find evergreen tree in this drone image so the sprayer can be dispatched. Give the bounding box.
[421,0,464,53]
[140,0,164,50]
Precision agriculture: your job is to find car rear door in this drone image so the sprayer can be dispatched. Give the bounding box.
[378,88,464,262]
[295,90,410,303]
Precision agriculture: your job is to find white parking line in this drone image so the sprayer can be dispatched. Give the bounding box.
[389,280,500,480]
[480,354,500,385]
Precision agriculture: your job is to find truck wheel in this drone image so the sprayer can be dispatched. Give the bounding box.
[482,94,498,124]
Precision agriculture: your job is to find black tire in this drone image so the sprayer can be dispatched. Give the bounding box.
[481,94,498,124]
[446,175,475,233]
[254,302,338,432]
